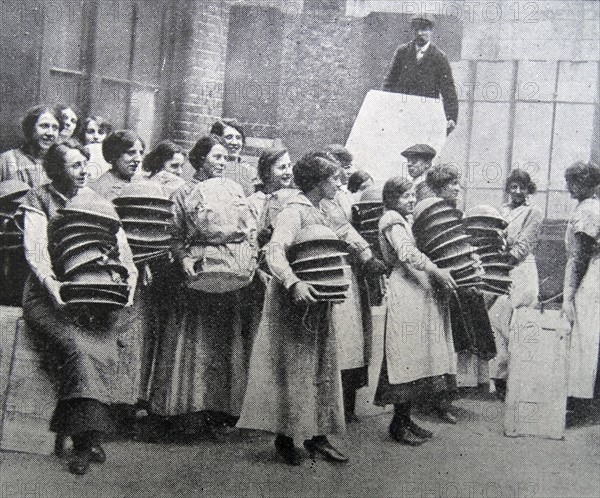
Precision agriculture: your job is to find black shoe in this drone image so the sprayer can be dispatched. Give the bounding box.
[89,445,106,464]
[54,434,69,458]
[407,421,433,439]
[345,412,361,424]
[275,437,304,466]
[389,424,427,446]
[303,437,349,463]
[493,379,507,401]
[68,449,91,475]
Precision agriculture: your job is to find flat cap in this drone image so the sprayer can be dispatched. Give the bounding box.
[410,13,435,28]
[401,144,437,159]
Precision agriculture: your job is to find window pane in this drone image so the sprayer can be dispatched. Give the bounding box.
[131,3,166,86]
[517,61,557,102]
[469,103,509,188]
[547,191,577,221]
[549,103,596,190]
[512,102,553,190]
[557,61,598,103]
[95,0,135,80]
[44,0,86,71]
[474,62,514,103]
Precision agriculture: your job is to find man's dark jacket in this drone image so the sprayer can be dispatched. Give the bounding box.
[382,41,458,123]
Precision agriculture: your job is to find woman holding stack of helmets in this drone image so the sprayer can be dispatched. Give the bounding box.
[374,176,457,446]
[238,151,385,466]
[319,146,387,424]
[19,140,138,475]
[149,134,256,438]
[423,164,496,410]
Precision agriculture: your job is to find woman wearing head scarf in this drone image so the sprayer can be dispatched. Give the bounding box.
[562,161,600,421]
[0,106,61,187]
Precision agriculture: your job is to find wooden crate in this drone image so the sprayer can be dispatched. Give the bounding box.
[504,308,569,440]
[0,315,57,455]
[0,306,22,414]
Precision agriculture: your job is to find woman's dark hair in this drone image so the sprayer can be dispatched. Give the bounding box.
[323,144,353,167]
[79,115,112,142]
[188,134,227,171]
[347,170,373,193]
[293,150,339,193]
[209,119,246,145]
[21,106,60,141]
[142,140,185,176]
[102,130,145,165]
[257,147,288,185]
[43,139,90,183]
[55,104,81,137]
[565,161,600,189]
[426,163,461,192]
[382,176,413,210]
[505,169,537,194]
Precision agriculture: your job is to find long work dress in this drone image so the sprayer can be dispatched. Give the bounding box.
[149,177,254,417]
[91,168,153,402]
[321,193,373,391]
[488,201,542,380]
[20,184,138,434]
[374,210,456,406]
[564,196,600,398]
[237,192,371,439]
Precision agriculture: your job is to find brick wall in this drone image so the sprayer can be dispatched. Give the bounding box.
[169,0,233,150]
[277,7,363,158]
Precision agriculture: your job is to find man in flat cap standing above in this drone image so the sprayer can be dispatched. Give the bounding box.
[402,143,437,201]
[383,14,459,135]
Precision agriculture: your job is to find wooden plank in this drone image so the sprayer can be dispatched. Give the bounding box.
[0,306,22,417]
[0,318,57,455]
[345,90,447,183]
[504,308,569,440]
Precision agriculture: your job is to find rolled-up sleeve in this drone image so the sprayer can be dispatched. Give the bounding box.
[22,209,55,284]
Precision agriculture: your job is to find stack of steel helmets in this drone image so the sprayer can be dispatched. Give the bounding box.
[463,205,512,295]
[0,180,30,252]
[287,225,351,302]
[413,197,482,288]
[51,192,130,310]
[113,182,173,264]
[351,185,384,256]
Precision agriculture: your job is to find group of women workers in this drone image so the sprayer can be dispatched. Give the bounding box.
[1,104,599,475]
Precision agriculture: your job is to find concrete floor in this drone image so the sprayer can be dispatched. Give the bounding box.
[0,394,599,498]
[1,309,598,497]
